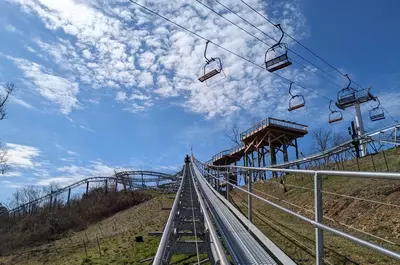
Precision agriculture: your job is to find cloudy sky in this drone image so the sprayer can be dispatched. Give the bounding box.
[0,0,399,202]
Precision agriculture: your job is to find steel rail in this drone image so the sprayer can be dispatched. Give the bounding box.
[153,166,186,265]
[198,161,400,261]
[192,157,296,265]
[189,164,230,265]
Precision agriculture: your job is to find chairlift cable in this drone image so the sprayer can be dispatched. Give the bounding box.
[240,0,397,124]
[200,0,342,88]
[240,0,347,78]
[210,0,342,85]
[128,0,368,125]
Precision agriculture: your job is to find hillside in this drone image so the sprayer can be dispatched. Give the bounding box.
[230,147,400,265]
[0,194,173,265]
[1,148,399,265]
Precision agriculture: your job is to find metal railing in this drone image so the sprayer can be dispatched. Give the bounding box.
[199,161,400,264]
[153,166,186,265]
[240,117,308,140]
[229,142,245,155]
[212,149,230,162]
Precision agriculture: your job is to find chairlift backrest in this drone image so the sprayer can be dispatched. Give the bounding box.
[198,41,223,83]
[328,100,343,123]
[264,24,292,73]
[369,97,385,122]
[336,74,357,109]
[287,82,305,111]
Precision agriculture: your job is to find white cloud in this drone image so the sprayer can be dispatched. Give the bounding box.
[5,143,41,168]
[11,97,36,109]
[9,57,79,114]
[55,144,78,156]
[3,171,22,177]
[37,160,120,186]
[4,24,22,34]
[7,0,314,119]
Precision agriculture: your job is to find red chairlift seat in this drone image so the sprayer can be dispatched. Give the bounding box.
[198,41,223,84]
[265,24,292,73]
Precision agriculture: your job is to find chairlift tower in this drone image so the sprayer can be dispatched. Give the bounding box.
[336,75,375,157]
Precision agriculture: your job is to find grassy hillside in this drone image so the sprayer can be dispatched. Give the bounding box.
[230,147,400,265]
[1,148,398,265]
[0,194,174,265]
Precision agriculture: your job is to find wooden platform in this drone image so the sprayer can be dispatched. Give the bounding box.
[211,118,308,166]
[240,118,308,148]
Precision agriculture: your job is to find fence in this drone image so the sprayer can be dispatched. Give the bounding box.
[195,159,400,265]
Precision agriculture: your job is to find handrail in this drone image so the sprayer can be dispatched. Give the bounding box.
[199,160,400,262]
[189,162,230,265]
[153,166,185,265]
[270,122,400,168]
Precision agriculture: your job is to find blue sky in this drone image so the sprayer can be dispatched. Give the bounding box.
[0,0,399,204]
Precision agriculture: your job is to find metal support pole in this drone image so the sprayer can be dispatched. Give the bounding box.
[226,168,229,202]
[67,188,71,206]
[314,172,324,265]
[295,139,300,169]
[105,179,108,194]
[86,181,89,195]
[217,168,220,193]
[354,103,367,157]
[248,168,253,223]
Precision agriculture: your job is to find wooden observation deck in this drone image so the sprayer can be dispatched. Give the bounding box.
[211,118,308,167]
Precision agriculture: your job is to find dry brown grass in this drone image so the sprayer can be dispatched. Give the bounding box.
[230,147,400,265]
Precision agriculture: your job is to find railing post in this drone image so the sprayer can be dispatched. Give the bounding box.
[217,168,220,193]
[248,169,253,223]
[225,167,229,202]
[314,172,324,265]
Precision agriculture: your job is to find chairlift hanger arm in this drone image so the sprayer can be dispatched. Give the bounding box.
[288,82,294,97]
[275,24,284,46]
[204,40,215,63]
[344,74,351,89]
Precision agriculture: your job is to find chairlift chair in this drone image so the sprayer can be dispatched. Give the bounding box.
[328,100,343,124]
[198,41,223,83]
[336,74,357,109]
[265,24,292,73]
[369,97,385,122]
[287,82,305,111]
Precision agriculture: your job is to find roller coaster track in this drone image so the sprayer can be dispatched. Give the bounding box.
[153,156,400,264]
[8,171,179,214]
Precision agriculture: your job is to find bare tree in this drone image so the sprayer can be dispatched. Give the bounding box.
[0,83,14,175]
[312,128,333,165]
[9,186,42,208]
[224,124,240,146]
[0,83,14,120]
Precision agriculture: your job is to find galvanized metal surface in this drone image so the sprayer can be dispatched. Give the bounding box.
[200,161,400,261]
[153,161,229,265]
[192,159,297,265]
